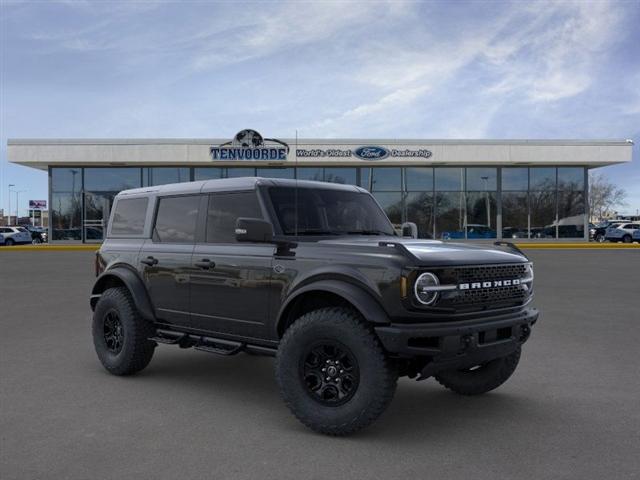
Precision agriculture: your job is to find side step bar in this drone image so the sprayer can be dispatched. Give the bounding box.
[150,328,277,357]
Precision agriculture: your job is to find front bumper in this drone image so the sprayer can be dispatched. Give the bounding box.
[375,307,538,379]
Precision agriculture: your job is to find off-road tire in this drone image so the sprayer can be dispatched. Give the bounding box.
[92,287,156,376]
[435,347,521,396]
[275,307,397,436]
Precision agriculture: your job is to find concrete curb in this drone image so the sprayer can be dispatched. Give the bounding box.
[1,243,639,252]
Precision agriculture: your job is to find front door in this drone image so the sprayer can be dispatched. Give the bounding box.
[139,194,201,326]
[189,191,274,339]
[83,192,112,242]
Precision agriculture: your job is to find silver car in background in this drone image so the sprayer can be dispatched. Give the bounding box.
[0,226,32,246]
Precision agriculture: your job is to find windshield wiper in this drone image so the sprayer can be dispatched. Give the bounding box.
[346,230,391,236]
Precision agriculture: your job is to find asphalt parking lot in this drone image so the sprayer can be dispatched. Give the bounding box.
[1,249,639,480]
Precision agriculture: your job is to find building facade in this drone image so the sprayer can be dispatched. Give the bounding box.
[7,132,633,243]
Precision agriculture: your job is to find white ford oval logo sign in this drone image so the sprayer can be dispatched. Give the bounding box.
[354,146,389,160]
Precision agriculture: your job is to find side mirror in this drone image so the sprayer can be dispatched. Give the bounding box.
[401,222,418,239]
[235,217,274,243]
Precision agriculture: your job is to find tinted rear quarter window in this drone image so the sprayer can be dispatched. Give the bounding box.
[154,195,200,243]
[206,192,263,243]
[110,198,148,236]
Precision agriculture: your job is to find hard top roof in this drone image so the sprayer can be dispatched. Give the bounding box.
[116,177,365,197]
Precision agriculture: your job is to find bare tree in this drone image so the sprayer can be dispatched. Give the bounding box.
[589,172,627,221]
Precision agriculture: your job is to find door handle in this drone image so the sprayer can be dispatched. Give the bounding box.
[141,256,158,266]
[194,259,215,270]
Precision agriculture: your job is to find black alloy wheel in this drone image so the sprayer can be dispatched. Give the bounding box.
[103,310,124,354]
[301,341,359,406]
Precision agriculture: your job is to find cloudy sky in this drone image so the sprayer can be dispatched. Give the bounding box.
[1,0,639,216]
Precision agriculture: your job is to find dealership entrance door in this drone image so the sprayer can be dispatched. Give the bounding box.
[83,192,112,242]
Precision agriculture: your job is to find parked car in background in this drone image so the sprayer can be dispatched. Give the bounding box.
[501,227,528,239]
[21,225,48,244]
[441,224,497,240]
[591,220,626,242]
[0,226,32,246]
[605,223,640,243]
[0,232,5,245]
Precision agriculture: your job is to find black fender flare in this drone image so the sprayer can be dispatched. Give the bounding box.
[276,279,390,336]
[90,267,155,321]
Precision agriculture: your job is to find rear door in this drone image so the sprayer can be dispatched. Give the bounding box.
[189,191,275,339]
[139,194,203,326]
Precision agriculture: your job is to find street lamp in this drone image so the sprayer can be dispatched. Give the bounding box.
[8,184,15,225]
[15,190,26,225]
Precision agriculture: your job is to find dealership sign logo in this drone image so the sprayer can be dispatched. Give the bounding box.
[354,146,389,160]
[296,146,433,159]
[29,200,47,209]
[211,129,289,160]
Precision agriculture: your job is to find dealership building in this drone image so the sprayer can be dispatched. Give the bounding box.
[7,132,633,243]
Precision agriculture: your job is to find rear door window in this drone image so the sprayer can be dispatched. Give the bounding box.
[110,197,148,236]
[153,195,200,243]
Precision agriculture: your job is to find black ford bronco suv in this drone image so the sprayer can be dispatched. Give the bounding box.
[91,177,538,435]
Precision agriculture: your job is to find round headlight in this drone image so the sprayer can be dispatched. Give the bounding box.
[414,272,440,305]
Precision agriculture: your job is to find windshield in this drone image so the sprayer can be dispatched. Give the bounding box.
[268,187,395,236]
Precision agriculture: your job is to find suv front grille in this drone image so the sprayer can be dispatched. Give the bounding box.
[455,264,527,283]
[427,263,532,310]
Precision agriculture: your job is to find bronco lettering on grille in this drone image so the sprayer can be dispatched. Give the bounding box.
[459,279,521,290]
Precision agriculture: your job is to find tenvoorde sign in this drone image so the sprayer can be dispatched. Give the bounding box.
[211,131,433,162]
[211,129,289,160]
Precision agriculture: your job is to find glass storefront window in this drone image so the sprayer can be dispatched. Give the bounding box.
[256,168,295,179]
[226,168,255,178]
[557,190,585,238]
[529,168,556,191]
[84,168,141,192]
[405,167,433,191]
[51,168,82,193]
[466,192,497,238]
[370,168,402,191]
[194,168,224,181]
[51,192,82,240]
[502,168,528,191]
[435,192,465,240]
[435,168,464,191]
[372,192,402,228]
[502,192,528,239]
[324,168,356,185]
[296,168,323,181]
[359,168,371,190]
[558,167,584,190]
[530,190,556,238]
[143,167,190,186]
[405,192,434,239]
[466,168,497,191]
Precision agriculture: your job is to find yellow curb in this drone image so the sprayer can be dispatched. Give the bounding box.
[0,245,99,251]
[515,243,640,249]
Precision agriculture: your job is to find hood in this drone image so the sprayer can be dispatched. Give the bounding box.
[318,236,528,266]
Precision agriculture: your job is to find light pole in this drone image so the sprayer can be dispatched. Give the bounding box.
[8,184,15,225]
[481,176,490,228]
[15,190,26,225]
